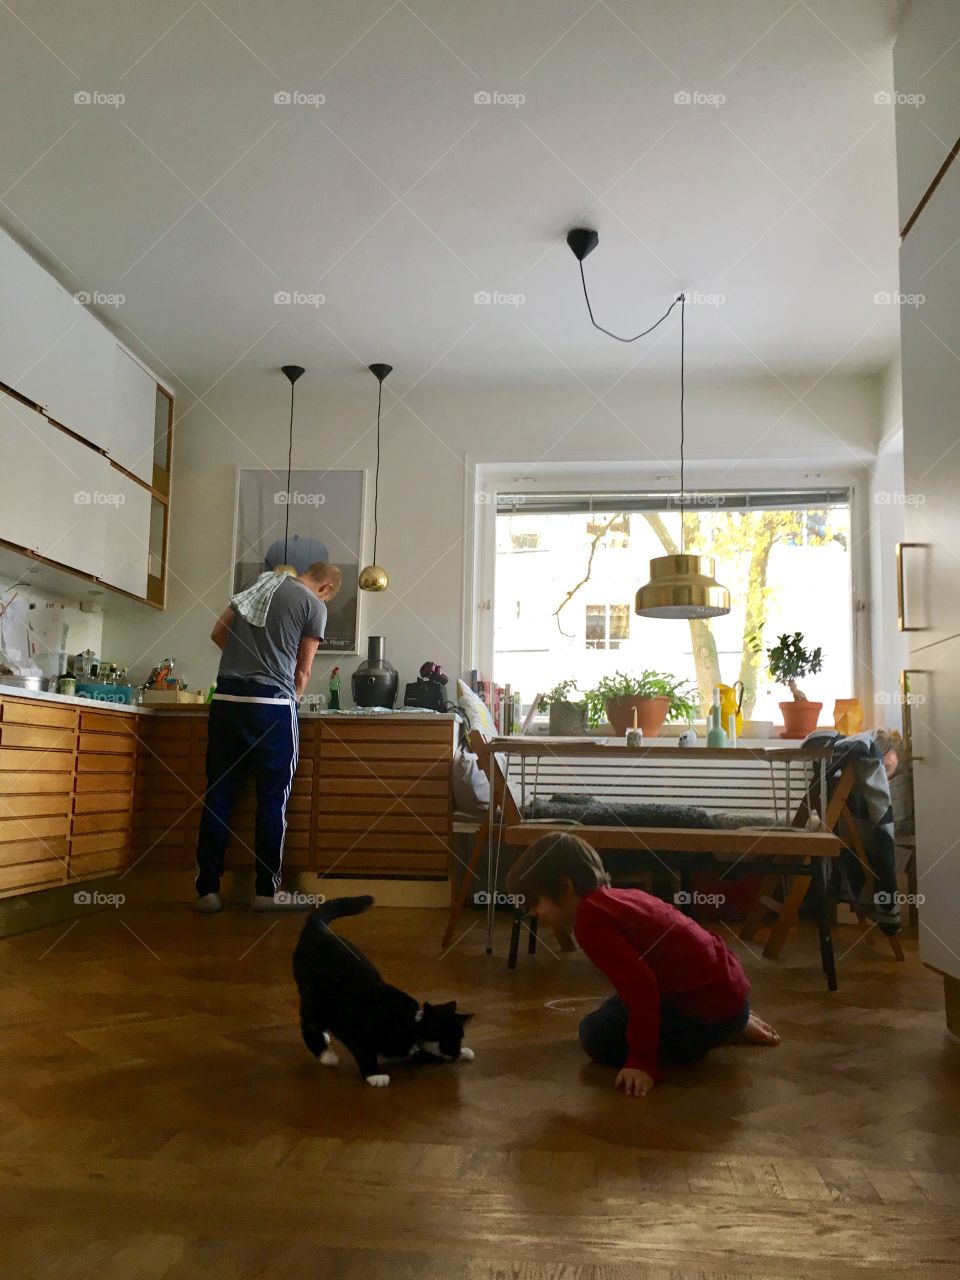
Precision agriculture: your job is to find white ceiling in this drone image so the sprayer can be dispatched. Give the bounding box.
[1,0,903,397]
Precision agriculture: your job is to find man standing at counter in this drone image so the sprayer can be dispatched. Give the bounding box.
[194,562,341,913]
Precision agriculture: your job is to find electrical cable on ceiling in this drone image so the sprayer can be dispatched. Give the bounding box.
[283,381,295,562]
[578,259,683,343]
[373,375,383,564]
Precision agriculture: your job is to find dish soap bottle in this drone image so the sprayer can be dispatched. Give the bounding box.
[706,687,728,748]
[328,665,341,711]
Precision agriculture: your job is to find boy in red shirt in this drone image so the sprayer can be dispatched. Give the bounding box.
[506,833,780,1097]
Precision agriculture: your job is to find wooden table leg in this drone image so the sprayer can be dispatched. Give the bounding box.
[761,872,812,958]
[441,825,485,949]
[811,855,838,991]
[740,874,781,940]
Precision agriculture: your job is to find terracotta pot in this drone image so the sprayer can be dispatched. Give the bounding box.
[605,695,671,737]
[548,701,588,736]
[779,700,822,739]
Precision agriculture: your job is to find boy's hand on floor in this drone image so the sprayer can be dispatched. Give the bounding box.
[614,1067,654,1097]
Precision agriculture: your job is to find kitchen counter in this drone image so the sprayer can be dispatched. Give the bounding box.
[0,684,457,721]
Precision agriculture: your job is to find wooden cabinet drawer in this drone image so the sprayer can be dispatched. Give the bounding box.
[0,834,68,867]
[0,698,76,729]
[315,849,447,875]
[321,723,454,744]
[0,770,72,794]
[0,793,72,819]
[0,723,75,751]
[317,831,449,852]
[76,771,136,793]
[319,742,451,762]
[0,813,70,843]
[78,731,136,755]
[0,860,64,895]
[78,752,135,773]
[72,811,131,836]
[318,795,448,817]
[73,790,134,815]
[318,778,449,800]
[79,710,137,735]
[69,849,128,879]
[0,747,74,773]
[318,813,447,834]
[319,758,449,780]
[71,830,129,856]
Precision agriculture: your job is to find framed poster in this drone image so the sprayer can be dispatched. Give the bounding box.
[231,468,364,653]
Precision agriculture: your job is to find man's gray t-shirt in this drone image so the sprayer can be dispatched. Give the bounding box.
[219,577,327,698]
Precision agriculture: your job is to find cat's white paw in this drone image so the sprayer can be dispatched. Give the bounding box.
[365,1073,390,1087]
[458,1045,475,1061]
[319,1049,339,1066]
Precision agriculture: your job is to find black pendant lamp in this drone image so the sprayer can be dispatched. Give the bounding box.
[358,362,393,593]
[567,229,730,619]
[274,364,305,576]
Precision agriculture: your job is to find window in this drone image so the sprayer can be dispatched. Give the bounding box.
[493,490,853,723]
[586,603,630,649]
[587,513,630,548]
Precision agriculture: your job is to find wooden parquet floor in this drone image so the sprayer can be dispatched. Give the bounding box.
[1,896,959,1279]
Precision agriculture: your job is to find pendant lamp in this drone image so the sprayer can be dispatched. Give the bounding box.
[358,362,393,593]
[566,228,729,619]
[634,297,729,618]
[274,364,306,576]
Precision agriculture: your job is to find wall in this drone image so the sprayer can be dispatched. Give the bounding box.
[867,361,909,728]
[101,370,887,704]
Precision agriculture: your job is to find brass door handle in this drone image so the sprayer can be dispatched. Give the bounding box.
[900,668,928,761]
[896,542,929,632]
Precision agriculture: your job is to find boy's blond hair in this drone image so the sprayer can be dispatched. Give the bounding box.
[304,562,342,595]
[505,833,610,907]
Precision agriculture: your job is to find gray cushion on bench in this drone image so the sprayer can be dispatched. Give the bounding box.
[525,795,780,830]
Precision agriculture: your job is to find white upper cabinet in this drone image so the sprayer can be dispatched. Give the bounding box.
[894,0,960,228]
[0,230,115,452]
[109,346,158,484]
[98,467,151,597]
[0,395,46,553]
[35,426,107,579]
[899,158,960,652]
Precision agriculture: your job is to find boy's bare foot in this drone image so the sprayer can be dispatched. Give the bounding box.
[736,1012,781,1046]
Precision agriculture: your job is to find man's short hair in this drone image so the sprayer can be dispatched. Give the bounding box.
[505,833,610,907]
[305,562,342,595]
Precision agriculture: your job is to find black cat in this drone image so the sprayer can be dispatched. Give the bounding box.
[292,895,474,1086]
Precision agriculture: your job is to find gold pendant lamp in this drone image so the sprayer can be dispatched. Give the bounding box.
[274,364,305,576]
[358,362,393,593]
[634,295,730,619]
[567,228,730,620]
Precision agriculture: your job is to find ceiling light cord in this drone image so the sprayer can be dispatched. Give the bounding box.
[373,378,383,565]
[284,379,295,563]
[578,259,682,343]
[680,292,685,554]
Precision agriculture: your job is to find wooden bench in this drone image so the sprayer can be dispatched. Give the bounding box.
[444,733,845,989]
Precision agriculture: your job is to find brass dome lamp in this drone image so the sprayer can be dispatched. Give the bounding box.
[567,228,730,620]
[359,362,393,592]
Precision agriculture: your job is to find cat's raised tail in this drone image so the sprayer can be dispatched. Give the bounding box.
[309,895,375,927]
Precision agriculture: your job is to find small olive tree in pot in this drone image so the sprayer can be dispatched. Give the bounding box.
[538,680,589,736]
[763,631,824,738]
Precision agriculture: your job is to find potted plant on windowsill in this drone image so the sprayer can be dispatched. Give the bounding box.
[584,670,700,737]
[763,631,824,738]
[538,680,588,736]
